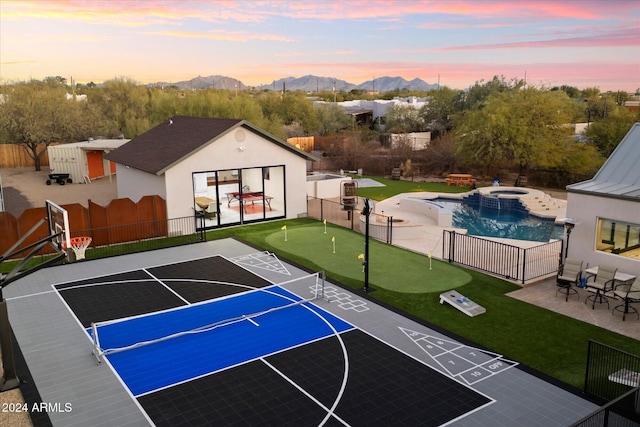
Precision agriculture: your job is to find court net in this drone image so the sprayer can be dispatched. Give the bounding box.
[91,271,326,363]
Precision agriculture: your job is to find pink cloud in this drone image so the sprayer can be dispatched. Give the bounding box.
[1,0,269,25]
[418,21,506,30]
[277,1,639,22]
[151,30,293,42]
[4,1,638,25]
[404,27,640,52]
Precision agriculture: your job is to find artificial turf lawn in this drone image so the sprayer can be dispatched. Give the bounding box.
[211,217,640,390]
[265,223,471,293]
[354,175,470,201]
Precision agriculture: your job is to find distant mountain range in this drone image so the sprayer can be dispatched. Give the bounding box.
[148,75,438,92]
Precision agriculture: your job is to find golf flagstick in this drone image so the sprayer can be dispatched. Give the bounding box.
[281,225,287,241]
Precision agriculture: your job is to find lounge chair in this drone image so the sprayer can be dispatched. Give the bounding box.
[612,277,640,321]
[584,265,618,309]
[556,258,583,302]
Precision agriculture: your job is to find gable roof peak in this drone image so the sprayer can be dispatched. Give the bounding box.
[104,115,316,175]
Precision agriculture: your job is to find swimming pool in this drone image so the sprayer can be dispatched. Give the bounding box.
[428,197,564,242]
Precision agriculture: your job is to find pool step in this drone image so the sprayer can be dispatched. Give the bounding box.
[518,195,566,217]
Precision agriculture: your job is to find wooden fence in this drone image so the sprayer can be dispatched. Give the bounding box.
[287,136,314,152]
[0,195,166,258]
[0,143,50,168]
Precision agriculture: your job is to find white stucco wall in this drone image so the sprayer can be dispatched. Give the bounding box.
[566,192,640,277]
[163,128,308,220]
[115,165,166,203]
[306,174,351,199]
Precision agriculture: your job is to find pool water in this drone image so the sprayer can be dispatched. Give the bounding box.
[430,198,564,242]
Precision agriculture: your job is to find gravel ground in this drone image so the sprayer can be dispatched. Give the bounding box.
[1,167,118,216]
[0,393,32,427]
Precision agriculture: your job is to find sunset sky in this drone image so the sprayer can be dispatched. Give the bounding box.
[1,0,639,92]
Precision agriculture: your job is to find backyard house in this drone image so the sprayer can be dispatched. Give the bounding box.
[105,116,317,229]
[565,122,640,277]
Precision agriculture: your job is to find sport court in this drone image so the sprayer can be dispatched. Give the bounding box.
[4,238,597,426]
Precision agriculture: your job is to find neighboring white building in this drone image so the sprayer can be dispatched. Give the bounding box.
[105,116,317,229]
[47,139,129,184]
[390,132,431,150]
[565,123,640,277]
[313,96,430,125]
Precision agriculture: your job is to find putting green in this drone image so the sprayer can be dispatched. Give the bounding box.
[266,224,471,294]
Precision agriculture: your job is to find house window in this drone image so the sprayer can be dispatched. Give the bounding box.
[595,217,640,259]
[192,165,285,229]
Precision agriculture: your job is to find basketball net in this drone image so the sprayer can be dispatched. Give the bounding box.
[63,236,92,261]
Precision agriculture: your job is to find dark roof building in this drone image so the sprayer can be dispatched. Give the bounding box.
[106,116,316,175]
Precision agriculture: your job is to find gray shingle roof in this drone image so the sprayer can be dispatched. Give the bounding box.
[105,116,317,175]
[567,122,640,201]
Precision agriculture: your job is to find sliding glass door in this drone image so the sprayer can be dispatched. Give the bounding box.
[192,165,285,229]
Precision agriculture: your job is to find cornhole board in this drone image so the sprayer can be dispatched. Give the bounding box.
[439,290,486,317]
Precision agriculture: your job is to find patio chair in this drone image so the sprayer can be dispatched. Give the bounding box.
[584,265,618,309]
[556,258,583,302]
[612,277,640,321]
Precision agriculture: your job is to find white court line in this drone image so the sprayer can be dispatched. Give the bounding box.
[5,288,57,301]
[143,268,190,305]
[244,316,259,326]
[262,358,350,426]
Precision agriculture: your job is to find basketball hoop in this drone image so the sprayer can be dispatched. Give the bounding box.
[62,236,92,261]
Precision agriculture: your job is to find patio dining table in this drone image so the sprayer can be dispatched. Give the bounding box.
[585,266,636,286]
[195,196,216,209]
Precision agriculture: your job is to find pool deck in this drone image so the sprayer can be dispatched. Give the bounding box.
[373,187,567,260]
[374,188,640,342]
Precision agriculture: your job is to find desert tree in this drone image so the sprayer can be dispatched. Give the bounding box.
[0,80,115,171]
[456,86,577,176]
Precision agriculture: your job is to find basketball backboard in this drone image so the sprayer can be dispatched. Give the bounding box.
[46,200,71,253]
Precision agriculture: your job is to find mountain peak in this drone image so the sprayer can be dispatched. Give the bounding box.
[148,75,437,92]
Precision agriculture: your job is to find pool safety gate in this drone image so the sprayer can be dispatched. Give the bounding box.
[442,230,562,284]
[584,340,640,403]
[569,340,640,426]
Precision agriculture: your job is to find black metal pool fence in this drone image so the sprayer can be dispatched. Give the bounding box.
[307,197,561,284]
[442,230,562,284]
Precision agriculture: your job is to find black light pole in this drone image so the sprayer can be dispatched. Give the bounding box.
[564,220,576,260]
[362,199,371,292]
